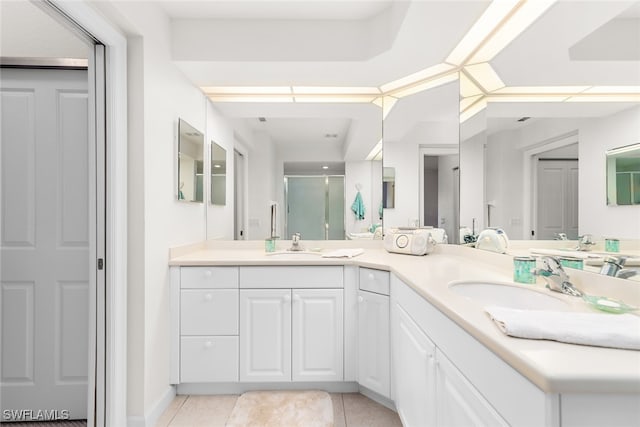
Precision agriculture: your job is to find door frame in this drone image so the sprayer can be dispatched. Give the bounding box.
[48,2,128,425]
[522,131,579,240]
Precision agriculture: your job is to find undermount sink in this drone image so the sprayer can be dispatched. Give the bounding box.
[265,251,323,260]
[449,282,570,310]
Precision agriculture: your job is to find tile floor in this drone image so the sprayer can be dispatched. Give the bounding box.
[156,392,402,427]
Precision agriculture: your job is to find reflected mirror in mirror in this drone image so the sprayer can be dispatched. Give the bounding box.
[606,143,640,206]
[383,79,460,237]
[382,167,395,209]
[211,141,227,205]
[178,118,204,203]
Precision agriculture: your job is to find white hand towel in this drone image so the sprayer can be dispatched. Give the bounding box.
[485,306,640,350]
[321,248,364,258]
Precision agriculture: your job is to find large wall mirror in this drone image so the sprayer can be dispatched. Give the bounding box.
[207,102,382,241]
[382,79,460,241]
[177,118,204,203]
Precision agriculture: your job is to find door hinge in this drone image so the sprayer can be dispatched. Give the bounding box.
[98,258,104,270]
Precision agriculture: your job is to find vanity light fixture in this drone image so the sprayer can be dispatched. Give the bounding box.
[484,94,569,103]
[294,94,378,103]
[292,86,380,95]
[380,63,456,94]
[468,0,558,64]
[366,140,383,161]
[390,73,459,99]
[463,63,505,93]
[446,0,520,66]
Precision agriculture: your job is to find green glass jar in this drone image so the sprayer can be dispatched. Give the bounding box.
[264,238,277,253]
[559,256,583,270]
[513,256,536,284]
[605,238,620,253]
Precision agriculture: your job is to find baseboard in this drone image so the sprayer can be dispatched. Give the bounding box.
[358,385,397,412]
[127,385,176,427]
[177,381,359,395]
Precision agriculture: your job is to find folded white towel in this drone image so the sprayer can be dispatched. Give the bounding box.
[485,306,640,350]
[321,248,365,258]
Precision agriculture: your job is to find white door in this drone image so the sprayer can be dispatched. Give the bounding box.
[292,289,343,382]
[392,303,437,427]
[536,159,579,239]
[435,349,509,427]
[1,69,89,419]
[239,289,291,382]
[358,290,390,397]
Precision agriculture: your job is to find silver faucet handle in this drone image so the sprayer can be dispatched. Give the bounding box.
[535,256,582,297]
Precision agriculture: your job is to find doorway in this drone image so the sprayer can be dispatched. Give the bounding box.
[536,159,579,240]
[1,2,106,425]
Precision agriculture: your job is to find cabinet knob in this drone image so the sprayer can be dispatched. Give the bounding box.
[358,296,364,303]
[204,270,213,278]
[283,294,291,302]
[204,341,213,349]
[368,273,375,281]
[204,293,213,301]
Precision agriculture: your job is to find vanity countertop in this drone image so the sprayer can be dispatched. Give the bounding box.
[169,240,640,395]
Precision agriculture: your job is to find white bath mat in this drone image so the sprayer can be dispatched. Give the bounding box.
[226,390,333,427]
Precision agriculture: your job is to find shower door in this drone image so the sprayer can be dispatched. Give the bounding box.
[285,176,345,240]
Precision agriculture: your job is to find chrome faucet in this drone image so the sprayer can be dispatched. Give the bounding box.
[289,232,303,251]
[554,233,568,240]
[535,256,583,297]
[600,256,639,279]
[576,234,596,251]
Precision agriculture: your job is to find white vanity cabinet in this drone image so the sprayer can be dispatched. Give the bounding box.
[391,274,541,427]
[357,267,390,398]
[392,303,436,427]
[239,266,344,383]
[173,267,240,383]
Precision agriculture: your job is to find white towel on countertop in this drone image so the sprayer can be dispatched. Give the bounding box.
[485,306,640,350]
[321,248,365,258]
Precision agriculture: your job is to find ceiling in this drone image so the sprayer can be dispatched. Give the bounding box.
[2,0,638,162]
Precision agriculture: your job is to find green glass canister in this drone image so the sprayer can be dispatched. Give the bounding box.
[513,256,536,284]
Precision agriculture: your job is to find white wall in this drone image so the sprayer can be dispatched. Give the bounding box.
[579,106,640,238]
[438,154,458,242]
[247,131,279,240]
[206,102,235,240]
[345,161,382,234]
[94,1,208,420]
[460,131,485,233]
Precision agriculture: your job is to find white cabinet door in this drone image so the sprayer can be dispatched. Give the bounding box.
[292,289,344,381]
[240,289,291,382]
[436,349,509,427]
[181,336,239,383]
[358,290,390,397]
[392,302,437,427]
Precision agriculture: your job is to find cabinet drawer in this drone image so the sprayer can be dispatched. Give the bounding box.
[181,289,238,335]
[181,336,239,383]
[359,267,390,295]
[181,267,239,289]
[240,266,343,289]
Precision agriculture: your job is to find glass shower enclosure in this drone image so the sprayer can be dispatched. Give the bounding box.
[285,175,345,240]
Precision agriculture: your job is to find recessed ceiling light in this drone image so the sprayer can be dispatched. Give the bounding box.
[517,117,531,122]
[325,133,338,139]
[322,165,329,170]
[258,117,266,122]
[214,164,222,168]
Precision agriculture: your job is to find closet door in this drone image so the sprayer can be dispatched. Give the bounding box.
[1,69,90,419]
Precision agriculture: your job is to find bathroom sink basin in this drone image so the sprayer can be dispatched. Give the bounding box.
[449,282,570,310]
[265,251,323,260]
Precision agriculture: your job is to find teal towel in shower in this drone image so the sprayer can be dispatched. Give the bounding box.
[351,192,366,220]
